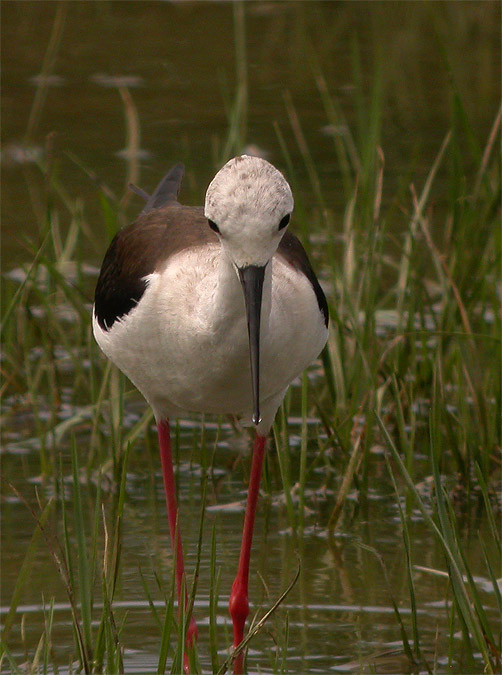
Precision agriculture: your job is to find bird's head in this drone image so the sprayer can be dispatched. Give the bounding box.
[204,155,294,425]
[204,154,293,268]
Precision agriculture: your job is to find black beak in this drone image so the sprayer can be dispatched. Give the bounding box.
[238,264,266,426]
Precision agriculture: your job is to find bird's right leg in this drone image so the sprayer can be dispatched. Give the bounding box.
[157,419,197,672]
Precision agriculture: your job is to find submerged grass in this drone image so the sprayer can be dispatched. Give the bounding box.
[1,9,501,675]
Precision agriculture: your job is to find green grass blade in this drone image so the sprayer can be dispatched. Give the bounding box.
[158,591,175,675]
[1,496,55,640]
[209,523,221,674]
[298,372,309,534]
[70,436,93,664]
[376,410,495,672]
[273,411,297,533]
[357,542,416,666]
[383,451,423,663]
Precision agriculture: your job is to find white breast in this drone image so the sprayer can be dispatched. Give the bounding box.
[92,244,327,429]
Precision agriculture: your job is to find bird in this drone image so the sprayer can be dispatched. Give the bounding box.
[92,155,329,673]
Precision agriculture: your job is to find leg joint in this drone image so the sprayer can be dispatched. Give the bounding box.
[229,587,249,627]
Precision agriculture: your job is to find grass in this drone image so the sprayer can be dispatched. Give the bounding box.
[1,6,500,675]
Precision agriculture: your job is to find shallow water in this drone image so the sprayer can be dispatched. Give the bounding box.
[2,398,499,673]
[1,2,500,674]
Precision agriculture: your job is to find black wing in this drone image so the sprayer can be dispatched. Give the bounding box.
[277,231,329,328]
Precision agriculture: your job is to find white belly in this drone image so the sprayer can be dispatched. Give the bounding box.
[93,245,327,429]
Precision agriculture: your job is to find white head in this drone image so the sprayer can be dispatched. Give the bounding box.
[204,155,294,426]
[204,155,294,268]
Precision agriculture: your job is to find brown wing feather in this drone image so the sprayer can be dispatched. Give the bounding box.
[94,204,217,331]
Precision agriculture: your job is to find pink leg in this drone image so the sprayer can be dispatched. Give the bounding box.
[157,419,197,672]
[229,434,267,674]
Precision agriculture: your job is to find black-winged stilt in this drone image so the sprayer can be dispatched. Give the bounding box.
[93,155,329,673]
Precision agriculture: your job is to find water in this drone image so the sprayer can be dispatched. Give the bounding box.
[2,403,499,672]
[1,2,500,674]
[2,2,499,261]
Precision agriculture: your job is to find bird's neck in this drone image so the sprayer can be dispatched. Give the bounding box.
[213,253,272,328]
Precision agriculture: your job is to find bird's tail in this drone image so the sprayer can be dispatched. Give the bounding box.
[129,163,185,215]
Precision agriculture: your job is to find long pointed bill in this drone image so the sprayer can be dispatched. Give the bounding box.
[238,264,266,426]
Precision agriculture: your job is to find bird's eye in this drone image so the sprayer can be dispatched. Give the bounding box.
[278,214,290,231]
[208,219,220,234]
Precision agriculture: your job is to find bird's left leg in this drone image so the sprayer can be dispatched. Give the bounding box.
[229,433,267,674]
